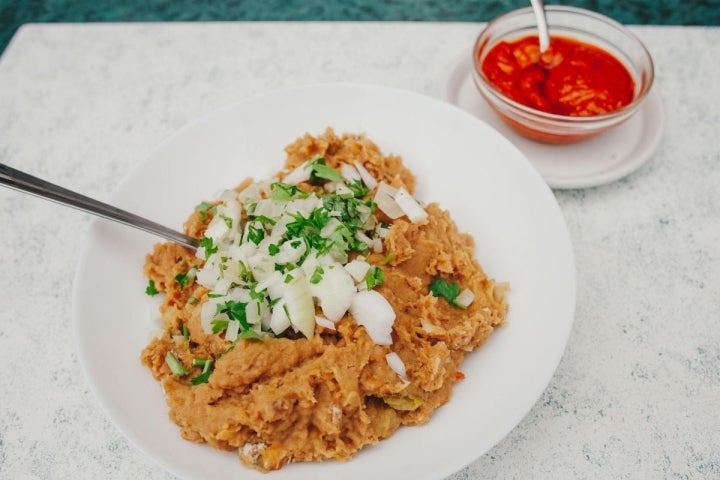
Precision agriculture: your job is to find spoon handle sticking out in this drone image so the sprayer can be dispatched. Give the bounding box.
[0,163,199,250]
[530,0,551,52]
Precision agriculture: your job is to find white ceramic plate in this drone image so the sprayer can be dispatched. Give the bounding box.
[72,83,575,480]
[444,55,665,189]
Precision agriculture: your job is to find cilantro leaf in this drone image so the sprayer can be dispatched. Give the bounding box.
[195,201,216,222]
[175,271,190,289]
[145,279,159,296]
[270,182,300,202]
[429,278,463,307]
[199,237,218,256]
[239,329,264,341]
[365,266,385,290]
[247,223,265,245]
[217,300,251,330]
[309,266,324,284]
[309,157,344,184]
[211,319,229,334]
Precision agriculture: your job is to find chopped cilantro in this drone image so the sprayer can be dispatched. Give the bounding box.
[347,179,371,197]
[165,351,188,377]
[175,271,191,289]
[365,266,385,290]
[217,300,251,330]
[270,182,301,202]
[309,266,324,284]
[284,273,294,284]
[429,278,463,307]
[199,237,218,256]
[191,358,213,385]
[238,261,253,283]
[239,328,264,341]
[195,201,216,222]
[187,297,198,306]
[247,223,265,245]
[380,252,395,265]
[308,157,344,184]
[268,243,280,256]
[145,279,159,296]
[211,319,229,334]
[253,215,277,226]
[181,323,190,341]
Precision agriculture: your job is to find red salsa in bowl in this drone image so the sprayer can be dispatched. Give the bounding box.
[481,35,635,117]
[471,6,654,144]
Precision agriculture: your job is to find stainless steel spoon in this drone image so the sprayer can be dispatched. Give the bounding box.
[530,0,551,53]
[0,163,199,250]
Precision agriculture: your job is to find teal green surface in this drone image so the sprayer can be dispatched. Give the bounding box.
[2,0,719,56]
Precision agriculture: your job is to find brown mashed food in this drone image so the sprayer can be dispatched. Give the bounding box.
[141,129,508,471]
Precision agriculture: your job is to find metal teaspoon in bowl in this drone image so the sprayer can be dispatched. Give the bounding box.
[530,0,551,53]
[0,163,199,250]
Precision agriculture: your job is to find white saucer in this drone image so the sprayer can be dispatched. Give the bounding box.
[444,56,664,189]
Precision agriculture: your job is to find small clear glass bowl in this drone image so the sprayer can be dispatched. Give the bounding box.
[471,6,654,144]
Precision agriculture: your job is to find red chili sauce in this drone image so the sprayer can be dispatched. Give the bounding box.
[481,35,635,116]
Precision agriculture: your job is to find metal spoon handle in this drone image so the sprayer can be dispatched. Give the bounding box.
[530,0,551,52]
[0,163,198,250]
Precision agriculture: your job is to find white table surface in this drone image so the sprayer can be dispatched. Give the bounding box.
[0,22,718,480]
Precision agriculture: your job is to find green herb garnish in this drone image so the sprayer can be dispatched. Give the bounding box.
[175,271,190,289]
[145,279,159,296]
[365,266,385,290]
[309,157,344,184]
[217,300,251,330]
[199,237,218,256]
[181,323,190,341]
[309,266,324,284]
[247,223,265,245]
[429,278,463,307]
[165,351,188,377]
[191,358,213,385]
[270,182,301,202]
[195,201,216,222]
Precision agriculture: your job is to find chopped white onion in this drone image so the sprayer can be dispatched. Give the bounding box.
[310,263,356,322]
[245,300,262,324]
[372,237,383,253]
[385,351,408,382]
[204,215,231,241]
[354,230,375,249]
[225,318,240,342]
[344,259,371,283]
[354,161,377,189]
[314,315,336,331]
[373,182,404,219]
[349,290,396,345]
[255,270,283,296]
[269,299,291,335]
[455,288,475,308]
[394,187,428,223]
[283,275,316,338]
[420,317,444,334]
[282,160,311,184]
[320,217,343,237]
[341,163,361,182]
[334,182,354,198]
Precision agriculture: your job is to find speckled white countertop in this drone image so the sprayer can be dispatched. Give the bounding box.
[0,22,718,480]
